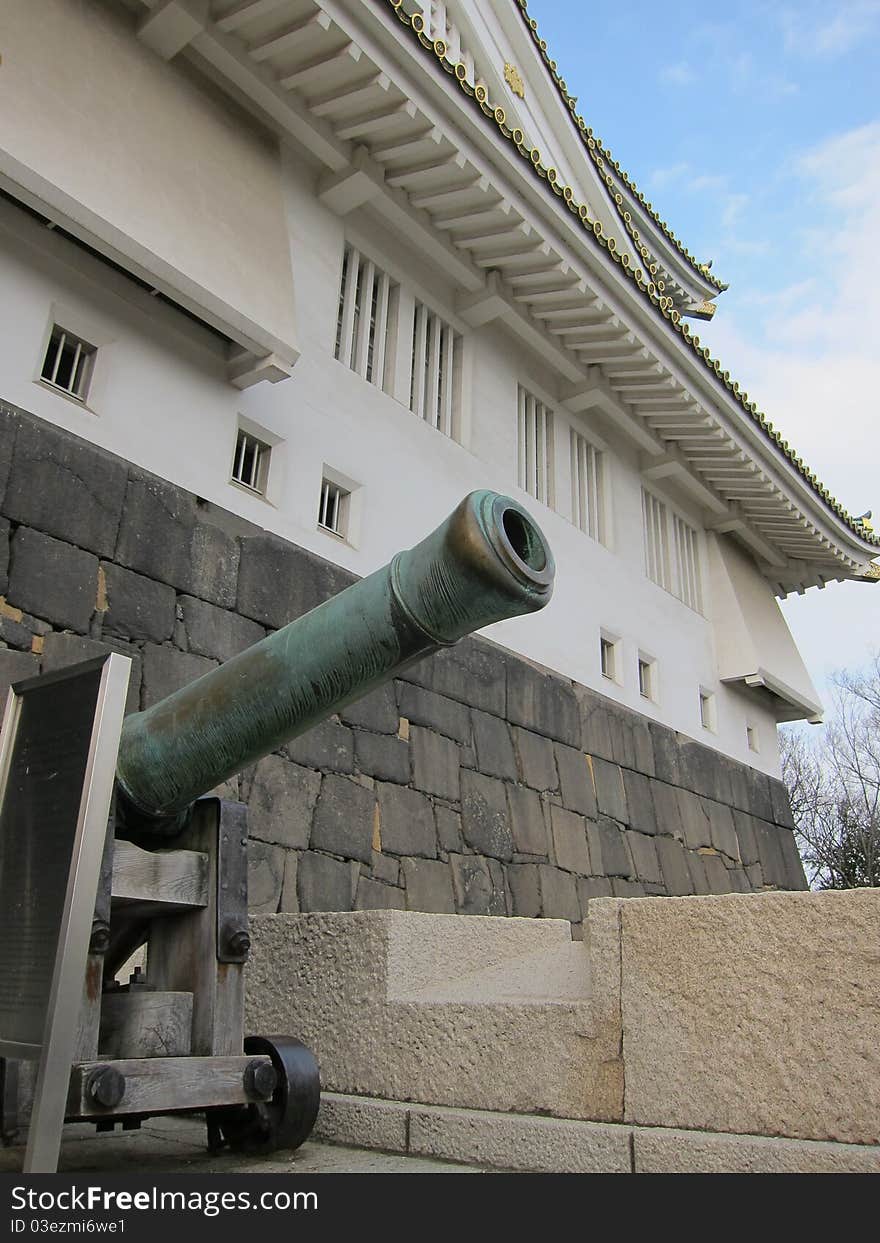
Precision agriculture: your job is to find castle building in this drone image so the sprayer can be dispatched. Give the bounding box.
[0,0,876,917]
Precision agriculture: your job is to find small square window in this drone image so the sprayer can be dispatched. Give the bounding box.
[231,428,270,495]
[600,635,617,681]
[318,477,350,538]
[699,689,716,732]
[746,722,759,753]
[638,655,656,702]
[41,325,96,401]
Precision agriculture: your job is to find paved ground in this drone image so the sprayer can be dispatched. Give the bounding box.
[0,1115,486,1175]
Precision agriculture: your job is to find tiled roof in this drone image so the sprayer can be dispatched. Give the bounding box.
[383,0,879,549]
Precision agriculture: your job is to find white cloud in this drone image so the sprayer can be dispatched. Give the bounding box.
[659,61,696,86]
[648,161,689,189]
[779,1,880,57]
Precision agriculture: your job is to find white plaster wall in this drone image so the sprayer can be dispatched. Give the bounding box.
[0,161,783,774]
[0,0,298,359]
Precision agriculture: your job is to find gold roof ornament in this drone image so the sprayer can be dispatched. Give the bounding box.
[682,300,717,322]
[504,62,525,98]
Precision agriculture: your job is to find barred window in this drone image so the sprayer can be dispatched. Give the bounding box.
[642,488,703,612]
[570,429,605,542]
[318,477,349,538]
[517,386,554,505]
[41,325,96,401]
[335,245,395,389]
[409,300,460,438]
[231,428,270,495]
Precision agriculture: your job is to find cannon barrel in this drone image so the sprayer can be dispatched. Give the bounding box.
[115,490,554,831]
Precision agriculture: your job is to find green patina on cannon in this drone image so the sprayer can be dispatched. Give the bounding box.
[1,491,554,1166]
[116,489,554,831]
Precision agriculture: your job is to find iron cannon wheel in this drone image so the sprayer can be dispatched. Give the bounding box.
[210,1035,320,1155]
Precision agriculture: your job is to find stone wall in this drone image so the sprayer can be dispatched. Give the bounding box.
[0,401,806,925]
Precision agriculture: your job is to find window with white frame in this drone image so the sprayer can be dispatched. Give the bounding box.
[600,632,620,682]
[638,653,657,702]
[335,245,396,390]
[40,324,96,402]
[699,688,716,732]
[409,300,460,437]
[746,722,759,753]
[231,427,271,496]
[570,428,605,543]
[641,488,703,612]
[517,386,554,506]
[318,477,350,539]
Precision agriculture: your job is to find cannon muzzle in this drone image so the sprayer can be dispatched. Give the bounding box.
[115,490,554,832]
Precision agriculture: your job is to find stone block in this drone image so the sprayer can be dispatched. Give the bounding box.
[310,774,376,864]
[730,805,760,865]
[471,709,517,781]
[8,527,97,633]
[505,784,550,857]
[247,840,285,914]
[725,865,751,893]
[405,639,507,716]
[579,695,615,763]
[285,719,354,774]
[395,681,471,743]
[611,878,646,898]
[41,632,142,714]
[685,850,710,895]
[401,858,456,914]
[676,787,711,850]
[101,562,175,642]
[769,777,795,829]
[655,835,695,895]
[512,727,558,791]
[507,863,542,918]
[354,731,410,784]
[752,817,788,887]
[355,876,406,910]
[590,757,628,824]
[279,852,299,913]
[370,851,400,885]
[628,832,662,885]
[236,532,355,628]
[4,416,127,557]
[744,766,774,822]
[247,755,320,849]
[703,798,739,861]
[550,804,591,875]
[506,659,580,746]
[745,861,765,889]
[179,595,264,662]
[0,518,9,595]
[140,644,217,708]
[460,770,513,860]
[297,851,353,911]
[434,804,462,853]
[340,684,399,735]
[410,726,460,800]
[594,818,634,878]
[0,405,19,506]
[701,851,733,894]
[0,648,39,698]
[538,865,580,921]
[633,1126,880,1174]
[554,744,598,818]
[778,827,808,890]
[376,782,436,859]
[619,888,880,1145]
[577,876,614,917]
[449,853,507,915]
[621,770,656,835]
[313,1094,409,1155]
[649,721,681,786]
[116,472,239,607]
[630,718,656,777]
[0,612,33,649]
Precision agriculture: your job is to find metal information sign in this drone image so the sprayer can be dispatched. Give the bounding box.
[0,653,130,1172]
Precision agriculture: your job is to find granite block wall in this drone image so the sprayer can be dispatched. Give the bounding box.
[0,402,807,927]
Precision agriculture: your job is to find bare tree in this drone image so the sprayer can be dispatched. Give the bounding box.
[779,656,880,889]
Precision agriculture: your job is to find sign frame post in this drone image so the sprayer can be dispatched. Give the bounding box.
[0,653,130,1173]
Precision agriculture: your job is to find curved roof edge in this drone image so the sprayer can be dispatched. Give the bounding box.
[384,0,878,553]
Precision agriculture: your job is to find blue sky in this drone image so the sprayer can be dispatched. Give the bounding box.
[528,0,880,703]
